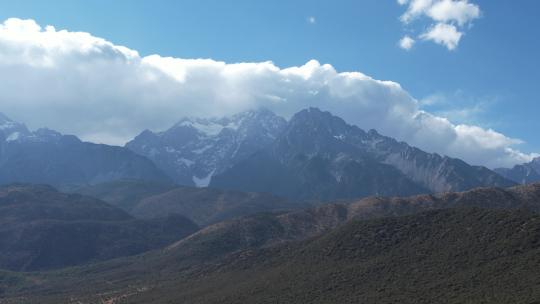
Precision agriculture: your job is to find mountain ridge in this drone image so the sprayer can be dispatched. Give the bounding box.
[211,108,515,200]
[0,113,171,188]
[495,156,540,184]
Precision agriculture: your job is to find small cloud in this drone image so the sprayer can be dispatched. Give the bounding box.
[397,0,480,51]
[420,23,462,50]
[307,16,316,24]
[399,35,416,50]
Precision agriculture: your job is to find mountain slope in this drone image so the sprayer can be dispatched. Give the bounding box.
[126,108,287,186]
[3,207,539,303]
[495,157,540,184]
[211,108,515,200]
[0,113,171,188]
[72,180,177,212]
[0,184,198,271]
[131,208,540,304]
[72,180,303,226]
[131,186,304,226]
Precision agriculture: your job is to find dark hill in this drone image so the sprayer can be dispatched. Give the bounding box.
[131,186,304,226]
[72,180,177,212]
[0,184,198,271]
[73,180,304,227]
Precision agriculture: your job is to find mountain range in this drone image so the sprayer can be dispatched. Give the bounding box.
[126,107,516,201]
[495,157,540,184]
[1,108,533,201]
[0,113,170,189]
[210,108,515,200]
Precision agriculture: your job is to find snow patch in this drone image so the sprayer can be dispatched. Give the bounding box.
[6,132,20,142]
[165,146,177,153]
[193,144,213,154]
[178,158,195,167]
[0,121,17,130]
[192,170,215,187]
[180,121,224,136]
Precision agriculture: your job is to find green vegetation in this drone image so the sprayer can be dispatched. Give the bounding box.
[2,208,539,303]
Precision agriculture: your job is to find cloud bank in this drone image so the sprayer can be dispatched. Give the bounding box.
[398,0,481,50]
[0,18,535,168]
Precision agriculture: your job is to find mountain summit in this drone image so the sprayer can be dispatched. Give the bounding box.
[126,108,287,186]
[0,112,30,142]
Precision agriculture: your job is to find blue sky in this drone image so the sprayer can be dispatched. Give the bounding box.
[0,0,538,165]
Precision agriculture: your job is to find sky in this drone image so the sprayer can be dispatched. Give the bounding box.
[0,0,538,168]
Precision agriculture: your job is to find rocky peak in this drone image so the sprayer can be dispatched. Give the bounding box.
[0,112,30,141]
[126,108,287,186]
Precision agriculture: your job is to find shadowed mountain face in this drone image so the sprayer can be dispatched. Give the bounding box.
[495,157,540,184]
[3,207,539,303]
[126,108,287,186]
[0,114,171,189]
[72,180,178,212]
[73,180,303,227]
[211,108,515,200]
[131,186,303,226]
[0,184,198,271]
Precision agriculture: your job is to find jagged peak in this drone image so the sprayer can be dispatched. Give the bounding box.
[169,108,285,137]
[290,107,341,124]
[0,112,19,128]
[0,112,30,139]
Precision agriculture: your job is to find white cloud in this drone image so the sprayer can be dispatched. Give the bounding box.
[400,0,434,23]
[0,18,535,168]
[397,0,480,50]
[307,16,316,24]
[399,35,416,50]
[420,23,462,50]
[427,0,480,26]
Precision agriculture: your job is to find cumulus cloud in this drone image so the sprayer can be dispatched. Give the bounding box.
[0,18,535,168]
[420,23,462,50]
[397,0,480,50]
[399,35,416,50]
[427,0,480,26]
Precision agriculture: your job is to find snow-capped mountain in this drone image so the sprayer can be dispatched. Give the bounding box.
[495,157,540,184]
[0,113,171,188]
[0,112,31,142]
[211,108,515,200]
[126,108,287,186]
